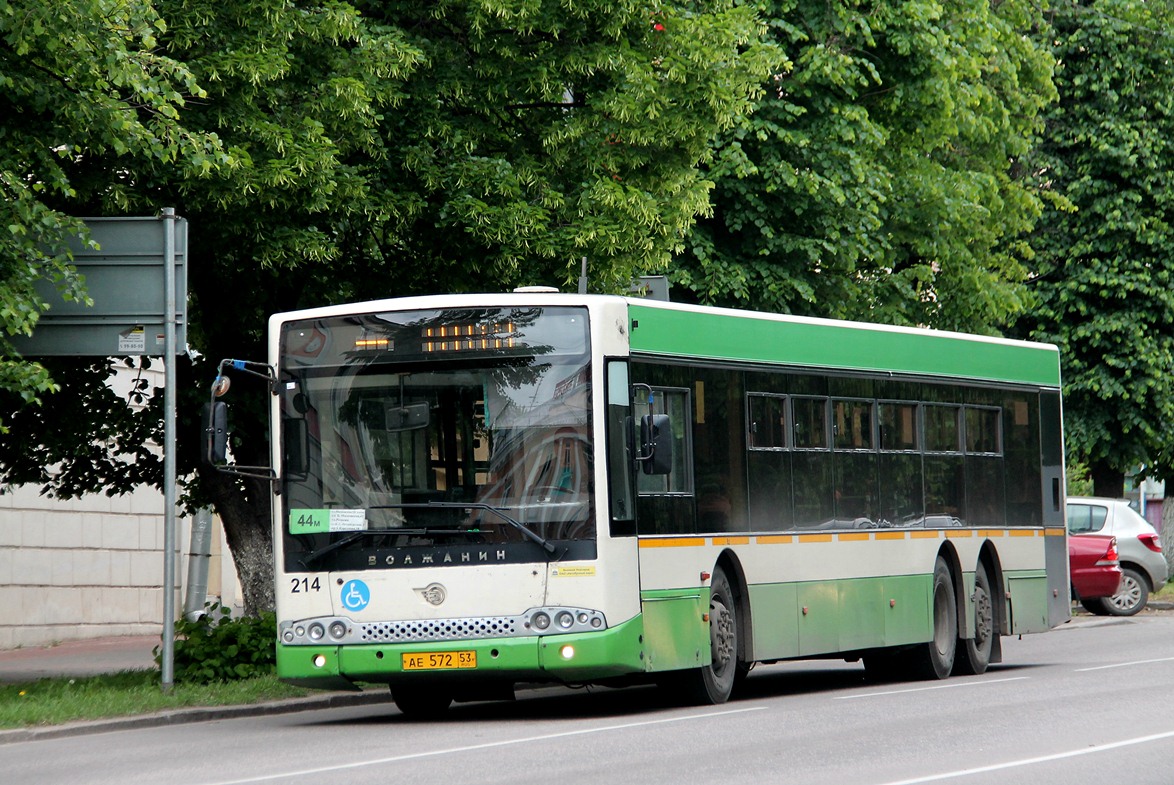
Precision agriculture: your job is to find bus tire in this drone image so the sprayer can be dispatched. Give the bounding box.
[955,562,994,675]
[669,567,740,705]
[391,685,453,720]
[911,556,957,680]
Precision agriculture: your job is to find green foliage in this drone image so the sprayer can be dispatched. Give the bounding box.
[158,604,277,684]
[1066,456,1095,498]
[0,0,226,422]
[674,0,1056,334]
[0,0,783,614]
[0,357,163,494]
[1023,0,1174,489]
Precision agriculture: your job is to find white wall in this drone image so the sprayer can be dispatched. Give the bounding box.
[0,483,241,650]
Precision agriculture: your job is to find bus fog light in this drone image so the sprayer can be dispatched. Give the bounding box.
[308,623,325,640]
[560,645,575,660]
[312,654,327,668]
[328,621,347,640]
[532,612,551,630]
[283,630,295,643]
[556,611,574,629]
[590,617,602,628]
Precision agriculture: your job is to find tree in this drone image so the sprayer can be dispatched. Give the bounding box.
[0,1,781,614]
[672,0,1056,334]
[0,0,223,429]
[1022,0,1174,497]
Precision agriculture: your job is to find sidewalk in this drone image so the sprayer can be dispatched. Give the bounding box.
[0,635,158,684]
[0,635,393,745]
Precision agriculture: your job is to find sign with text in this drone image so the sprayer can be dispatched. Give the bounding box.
[10,214,188,356]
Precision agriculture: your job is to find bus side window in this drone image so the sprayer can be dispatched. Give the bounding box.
[635,387,691,495]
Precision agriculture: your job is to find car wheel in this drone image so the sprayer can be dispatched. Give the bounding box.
[1079,597,1112,616]
[1104,567,1149,616]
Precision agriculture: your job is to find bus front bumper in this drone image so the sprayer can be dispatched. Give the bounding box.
[276,614,646,690]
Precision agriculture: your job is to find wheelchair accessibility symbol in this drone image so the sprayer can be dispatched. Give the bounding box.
[340,579,370,612]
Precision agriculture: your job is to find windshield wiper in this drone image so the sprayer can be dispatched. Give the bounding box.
[409,502,558,555]
[296,502,557,568]
[298,525,486,568]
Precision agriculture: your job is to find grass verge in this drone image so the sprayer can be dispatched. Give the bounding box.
[1150,580,1174,603]
[0,670,312,730]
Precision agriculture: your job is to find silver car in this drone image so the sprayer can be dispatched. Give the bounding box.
[1067,497,1169,615]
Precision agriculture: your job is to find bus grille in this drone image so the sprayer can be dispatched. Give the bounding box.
[359,617,520,643]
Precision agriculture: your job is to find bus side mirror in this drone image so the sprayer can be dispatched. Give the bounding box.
[638,413,673,475]
[202,401,229,465]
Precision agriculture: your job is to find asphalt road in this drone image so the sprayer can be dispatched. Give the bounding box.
[5,612,1174,785]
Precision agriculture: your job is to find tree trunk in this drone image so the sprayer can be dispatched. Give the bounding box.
[1162,496,1174,578]
[1089,460,1125,499]
[202,467,275,617]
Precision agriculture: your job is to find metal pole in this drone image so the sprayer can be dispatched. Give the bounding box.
[183,508,213,621]
[161,208,178,692]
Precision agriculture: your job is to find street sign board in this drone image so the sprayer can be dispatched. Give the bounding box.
[10,215,188,356]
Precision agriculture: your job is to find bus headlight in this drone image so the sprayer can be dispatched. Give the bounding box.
[328,621,347,640]
[531,612,551,630]
[556,611,574,629]
[308,623,325,641]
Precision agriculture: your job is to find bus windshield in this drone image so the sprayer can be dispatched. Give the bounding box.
[278,306,594,571]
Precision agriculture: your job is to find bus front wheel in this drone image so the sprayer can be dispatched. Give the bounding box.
[663,566,741,705]
[698,567,741,703]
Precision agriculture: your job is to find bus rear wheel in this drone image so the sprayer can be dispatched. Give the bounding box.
[391,685,453,720]
[910,556,957,680]
[955,563,994,675]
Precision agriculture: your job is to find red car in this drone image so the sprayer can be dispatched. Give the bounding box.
[1069,534,1124,601]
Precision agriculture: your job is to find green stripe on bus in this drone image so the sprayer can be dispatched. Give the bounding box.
[628,304,1060,388]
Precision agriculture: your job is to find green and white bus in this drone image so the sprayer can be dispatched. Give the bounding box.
[208,293,1068,717]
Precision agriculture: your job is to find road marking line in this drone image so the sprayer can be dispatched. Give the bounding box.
[834,677,1028,700]
[1076,656,1174,672]
[199,706,767,785]
[872,728,1174,785]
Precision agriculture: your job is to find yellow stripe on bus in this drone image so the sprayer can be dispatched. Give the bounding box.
[712,536,751,546]
[639,528,1051,548]
[638,537,706,548]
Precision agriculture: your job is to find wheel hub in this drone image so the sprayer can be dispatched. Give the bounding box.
[711,600,735,669]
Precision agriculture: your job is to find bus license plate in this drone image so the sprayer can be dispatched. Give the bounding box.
[401,650,477,671]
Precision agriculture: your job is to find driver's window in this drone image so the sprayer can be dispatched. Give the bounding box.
[635,388,691,495]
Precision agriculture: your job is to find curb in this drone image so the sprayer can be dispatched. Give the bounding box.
[0,689,395,746]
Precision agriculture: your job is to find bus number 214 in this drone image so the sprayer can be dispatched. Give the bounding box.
[291,577,322,593]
